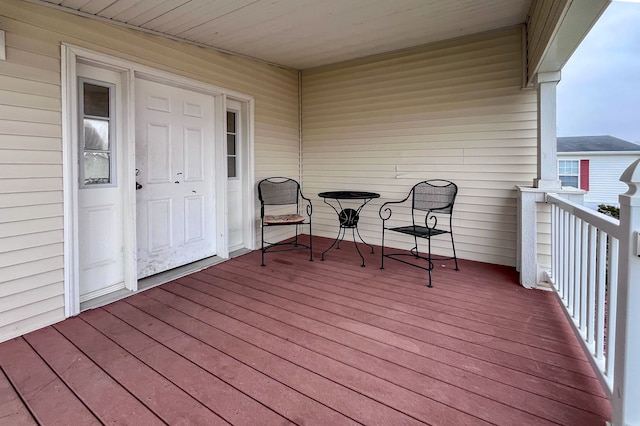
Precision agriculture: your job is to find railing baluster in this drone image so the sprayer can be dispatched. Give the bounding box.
[551,204,557,287]
[573,217,582,324]
[563,209,570,302]
[605,237,619,385]
[596,230,607,363]
[579,220,588,335]
[587,224,597,350]
[568,213,576,314]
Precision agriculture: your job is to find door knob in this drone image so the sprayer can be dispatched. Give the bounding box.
[136,182,143,190]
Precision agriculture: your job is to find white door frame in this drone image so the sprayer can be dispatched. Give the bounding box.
[61,44,255,317]
[227,97,255,252]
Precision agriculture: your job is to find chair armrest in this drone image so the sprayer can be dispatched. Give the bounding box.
[379,194,411,221]
[300,193,312,217]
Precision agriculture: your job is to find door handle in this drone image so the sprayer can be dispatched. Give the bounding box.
[136,182,143,190]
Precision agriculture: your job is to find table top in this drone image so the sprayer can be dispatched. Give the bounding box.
[318,191,380,200]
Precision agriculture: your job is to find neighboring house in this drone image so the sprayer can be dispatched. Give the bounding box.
[557,135,640,208]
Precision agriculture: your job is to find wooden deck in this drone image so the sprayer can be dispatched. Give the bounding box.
[0,237,611,425]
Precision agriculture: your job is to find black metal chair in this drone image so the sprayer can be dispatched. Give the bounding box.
[379,180,459,287]
[258,177,312,266]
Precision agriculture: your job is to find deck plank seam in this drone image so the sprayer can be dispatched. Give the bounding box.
[172,274,609,419]
[0,362,41,426]
[118,297,367,426]
[164,279,602,425]
[207,264,601,383]
[21,335,106,426]
[134,291,435,426]
[73,314,235,426]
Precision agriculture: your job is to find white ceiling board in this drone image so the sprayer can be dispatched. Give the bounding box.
[35,0,532,69]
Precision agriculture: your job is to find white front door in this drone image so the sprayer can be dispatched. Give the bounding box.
[77,63,126,302]
[135,78,216,278]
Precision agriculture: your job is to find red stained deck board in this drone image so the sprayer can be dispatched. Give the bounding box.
[53,317,228,425]
[210,260,602,391]
[169,274,609,424]
[0,367,37,426]
[0,338,100,426]
[169,277,609,426]
[238,250,582,345]
[205,260,608,410]
[23,327,164,426]
[101,300,355,426]
[245,251,582,347]
[0,242,612,426]
[222,259,586,362]
[80,307,293,426]
[125,291,433,426]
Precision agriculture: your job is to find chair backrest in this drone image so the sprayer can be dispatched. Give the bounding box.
[258,178,300,206]
[412,180,457,214]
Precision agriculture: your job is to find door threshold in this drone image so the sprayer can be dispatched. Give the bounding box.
[80,255,227,312]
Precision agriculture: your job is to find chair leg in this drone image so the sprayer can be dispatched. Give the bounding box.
[261,221,265,267]
[450,231,459,271]
[309,221,313,261]
[380,225,385,269]
[427,235,433,288]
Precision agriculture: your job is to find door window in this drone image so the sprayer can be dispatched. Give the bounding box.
[79,79,115,187]
[227,110,238,178]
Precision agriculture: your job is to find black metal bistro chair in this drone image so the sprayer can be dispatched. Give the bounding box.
[379,180,459,287]
[258,177,312,266]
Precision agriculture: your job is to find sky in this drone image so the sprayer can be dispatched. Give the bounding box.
[556,0,640,143]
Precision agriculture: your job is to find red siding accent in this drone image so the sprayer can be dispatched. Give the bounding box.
[580,160,589,191]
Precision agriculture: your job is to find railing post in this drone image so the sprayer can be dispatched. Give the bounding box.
[612,158,640,426]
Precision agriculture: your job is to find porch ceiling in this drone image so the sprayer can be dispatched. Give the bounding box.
[33,0,531,69]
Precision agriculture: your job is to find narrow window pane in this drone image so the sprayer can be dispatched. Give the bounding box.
[84,118,109,150]
[84,152,111,185]
[227,134,236,155]
[227,156,236,178]
[84,83,110,117]
[227,111,236,133]
[560,175,579,188]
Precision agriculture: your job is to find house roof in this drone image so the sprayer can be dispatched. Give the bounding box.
[33,0,532,69]
[557,136,640,153]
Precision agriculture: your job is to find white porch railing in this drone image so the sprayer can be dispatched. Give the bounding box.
[546,193,619,391]
[545,158,640,426]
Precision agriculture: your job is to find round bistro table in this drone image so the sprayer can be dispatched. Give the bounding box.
[318,191,380,267]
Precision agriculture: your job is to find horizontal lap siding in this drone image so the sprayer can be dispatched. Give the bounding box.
[302,28,536,266]
[585,155,638,206]
[0,0,299,342]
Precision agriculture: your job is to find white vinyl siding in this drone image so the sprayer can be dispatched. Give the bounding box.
[587,155,638,206]
[558,153,640,207]
[0,0,299,342]
[302,27,536,267]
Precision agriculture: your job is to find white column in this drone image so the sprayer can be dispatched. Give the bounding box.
[612,158,640,426]
[534,72,562,189]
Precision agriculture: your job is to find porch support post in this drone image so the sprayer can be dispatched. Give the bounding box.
[612,158,640,426]
[533,71,562,189]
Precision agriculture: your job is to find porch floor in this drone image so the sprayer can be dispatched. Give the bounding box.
[0,237,611,425]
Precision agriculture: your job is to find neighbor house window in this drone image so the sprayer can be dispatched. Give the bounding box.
[558,159,590,190]
[558,160,579,188]
[227,111,237,178]
[79,79,115,187]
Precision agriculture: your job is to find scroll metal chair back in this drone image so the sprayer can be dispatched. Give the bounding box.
[258,177,312,266]
[379,179,459,287]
